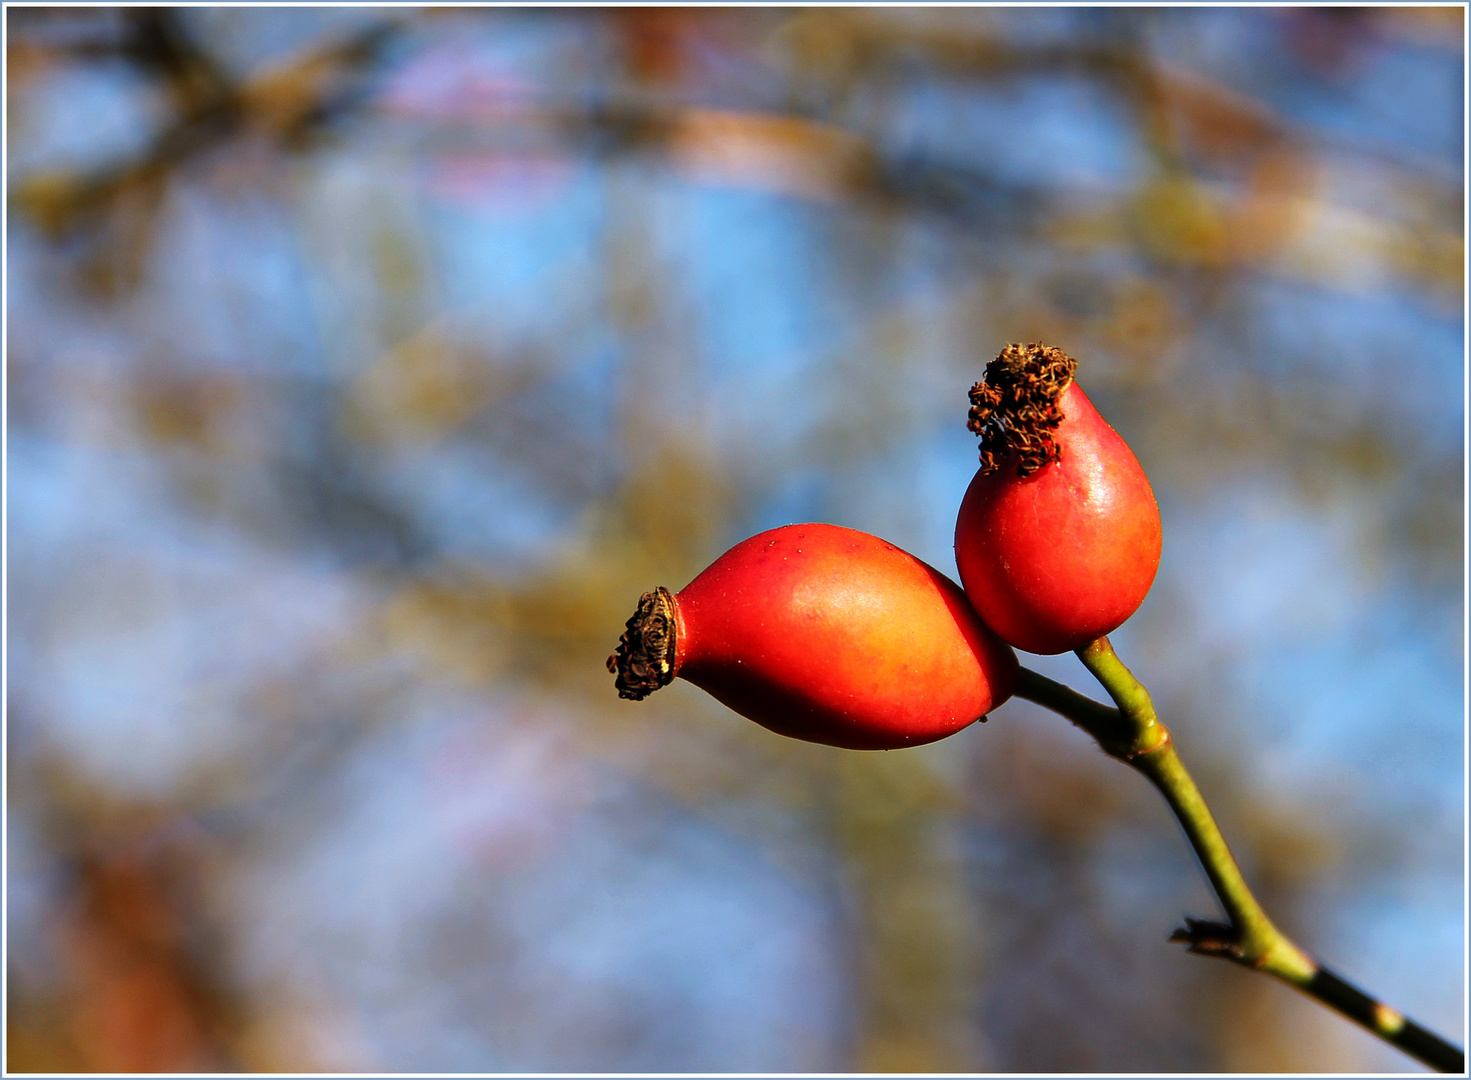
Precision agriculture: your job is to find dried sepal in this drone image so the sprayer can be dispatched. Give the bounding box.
[607,586,678,700]
[967,342,1078,477]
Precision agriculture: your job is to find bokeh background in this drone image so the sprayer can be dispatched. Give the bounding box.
[6,6,1464,1073]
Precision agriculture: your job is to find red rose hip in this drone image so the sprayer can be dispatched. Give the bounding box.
[954,343,1162,655]
[608,523,1018,750]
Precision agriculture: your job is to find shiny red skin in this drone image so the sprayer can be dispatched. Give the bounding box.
[671,524,1019,751]
[954,382,1162,655]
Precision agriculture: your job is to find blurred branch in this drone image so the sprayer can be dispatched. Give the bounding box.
[1015,647,1464,1072]
[10,9,404,289]
[11,9,1457,305]
[781,10,1462,187]
[547,86,1456,297]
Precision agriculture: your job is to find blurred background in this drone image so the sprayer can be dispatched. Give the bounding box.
[6,6,1463,1072]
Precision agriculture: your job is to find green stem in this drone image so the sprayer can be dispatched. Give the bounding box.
[1013,639,1464,1073]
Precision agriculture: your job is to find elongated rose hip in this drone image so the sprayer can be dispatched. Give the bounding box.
[954,343,1162,655]
[608,523,1018,750]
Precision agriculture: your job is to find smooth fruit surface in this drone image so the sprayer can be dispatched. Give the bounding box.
[620,523,1018,750]
[955,381,1162,655]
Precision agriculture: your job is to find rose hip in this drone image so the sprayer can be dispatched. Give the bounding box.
[954,343,1162,655]
[609,523,1018,750]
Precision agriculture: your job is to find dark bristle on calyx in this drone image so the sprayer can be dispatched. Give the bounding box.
[608,586,678,700]
[967,342,1078,477]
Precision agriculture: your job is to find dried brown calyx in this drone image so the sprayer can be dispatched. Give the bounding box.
[607,586,678,700]
[967,342,1078,477]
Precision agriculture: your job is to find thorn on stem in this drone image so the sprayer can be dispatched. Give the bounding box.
[1169,916,1243,960]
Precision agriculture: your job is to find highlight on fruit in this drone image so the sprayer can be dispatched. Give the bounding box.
[954,343,1162,655]
[608,523,1019,750]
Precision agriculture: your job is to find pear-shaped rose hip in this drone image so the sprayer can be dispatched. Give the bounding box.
[608,523,1019,750]
[953,343,1162,655]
